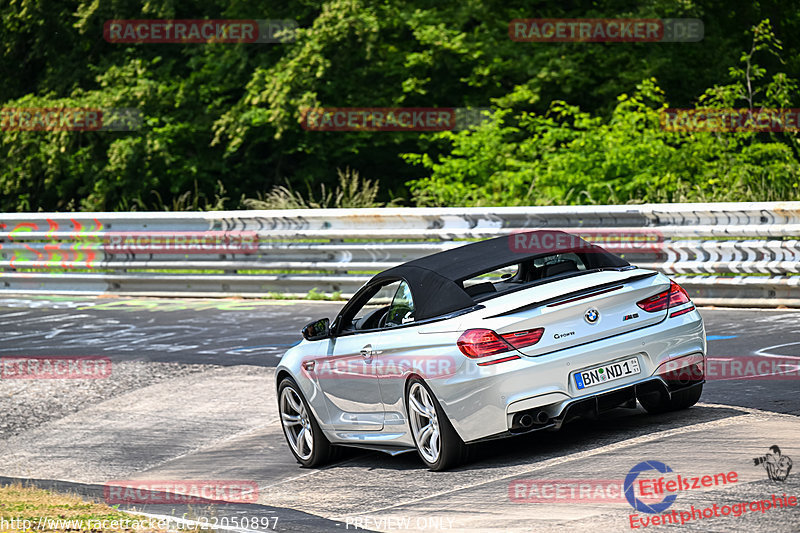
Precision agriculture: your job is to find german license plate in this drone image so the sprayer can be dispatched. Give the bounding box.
[574,357,641,390]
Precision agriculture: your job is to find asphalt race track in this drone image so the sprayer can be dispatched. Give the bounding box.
[1,295,798,532]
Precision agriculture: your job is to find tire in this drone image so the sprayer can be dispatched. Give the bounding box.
[406,377,468,471]
[278,377,338,467]
[639,384,703,415]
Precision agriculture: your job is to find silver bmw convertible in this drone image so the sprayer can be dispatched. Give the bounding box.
[276,230,706,470]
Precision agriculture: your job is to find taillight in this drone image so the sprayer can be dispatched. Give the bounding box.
[457,328,544,358]
[637,280,691,313]
[457,329,511,358]
[501,328,545,349]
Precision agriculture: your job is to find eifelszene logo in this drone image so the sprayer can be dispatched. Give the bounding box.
[753,445,793,481]
[624,461,677,514]
[624,460,739,515]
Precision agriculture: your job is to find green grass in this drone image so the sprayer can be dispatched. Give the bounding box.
[0,483,205,533]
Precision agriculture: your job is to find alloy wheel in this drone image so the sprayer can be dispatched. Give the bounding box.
[280,386,314,461]
[408,382,441,464]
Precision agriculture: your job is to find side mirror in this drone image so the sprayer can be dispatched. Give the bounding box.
[302,318,330,341]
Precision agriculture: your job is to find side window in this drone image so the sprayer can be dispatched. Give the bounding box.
[385,281,415,327]
[345,281,401,331]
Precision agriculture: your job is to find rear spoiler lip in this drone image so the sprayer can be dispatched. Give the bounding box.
[485,270,659,319]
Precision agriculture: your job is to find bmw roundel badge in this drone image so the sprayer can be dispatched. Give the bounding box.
[585,308,600,324]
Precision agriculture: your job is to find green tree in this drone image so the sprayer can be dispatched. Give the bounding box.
[404,20,800,206]
[2,1,800,211]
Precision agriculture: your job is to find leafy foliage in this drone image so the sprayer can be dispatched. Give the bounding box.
[405,21,800,206]
[242,167,395,209]
[1,1,799,211]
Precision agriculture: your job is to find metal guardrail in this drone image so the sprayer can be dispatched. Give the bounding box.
[2,202,800,307]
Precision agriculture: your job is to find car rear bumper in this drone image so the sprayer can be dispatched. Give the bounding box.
[428,309,705,442]
[467,379,704,443]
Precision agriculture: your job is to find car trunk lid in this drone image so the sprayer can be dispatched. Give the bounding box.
[479,269,670,357]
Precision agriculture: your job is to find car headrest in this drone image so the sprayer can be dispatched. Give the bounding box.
[543,259,578,278]
[464,281,496,297]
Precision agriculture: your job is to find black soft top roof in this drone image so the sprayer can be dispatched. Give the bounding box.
[368,230,628,320]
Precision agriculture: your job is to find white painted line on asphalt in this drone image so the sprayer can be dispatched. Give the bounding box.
[0,311,32,318]
[705,356,800,379]
[707,368,800,381]
[143,420,282,475]
[354,404,789,516]
[256,453,372,492]
[755,341,800,359]
[698,402,800,418]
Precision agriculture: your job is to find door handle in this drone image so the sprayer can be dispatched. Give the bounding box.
[360,345,373,358]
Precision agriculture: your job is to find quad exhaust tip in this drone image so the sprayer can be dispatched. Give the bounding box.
[519,414,534,427]
[517,410,549,428]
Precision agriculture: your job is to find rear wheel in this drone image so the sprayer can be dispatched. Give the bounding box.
[406,378,468,471]
[278,377,337,467]
[639,384,703,414]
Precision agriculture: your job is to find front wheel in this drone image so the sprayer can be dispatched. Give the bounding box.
[639,384,703,415]
[406,378,468,471]
[278,377,337,467]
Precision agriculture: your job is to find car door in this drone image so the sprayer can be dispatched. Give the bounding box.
[314,281,402,431]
